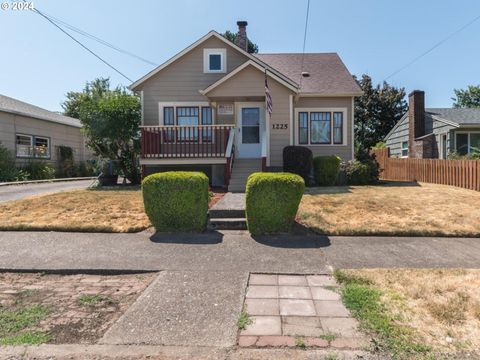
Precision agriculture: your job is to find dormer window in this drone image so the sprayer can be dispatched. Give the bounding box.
[203,49,226,73]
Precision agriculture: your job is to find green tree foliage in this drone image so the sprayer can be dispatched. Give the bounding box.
[354,75,407,158]
[223,30,259,54]
[452,85,480,108]
[62,78,141,184]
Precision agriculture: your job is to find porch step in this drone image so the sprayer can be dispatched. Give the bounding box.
[209,209,245,219]
[208,217,247,230]
[228,158,262,192]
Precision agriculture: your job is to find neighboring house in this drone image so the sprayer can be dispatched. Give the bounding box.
[385,90,480,159]
[0,94,90,168]
[131,21,362,190]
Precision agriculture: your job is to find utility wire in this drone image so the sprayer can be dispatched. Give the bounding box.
[385,13,480,80]
[29,6,133,82]
[299,0,310,89]
[38,10,158,67]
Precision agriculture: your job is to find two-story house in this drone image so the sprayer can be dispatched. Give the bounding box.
[131,21,362,191]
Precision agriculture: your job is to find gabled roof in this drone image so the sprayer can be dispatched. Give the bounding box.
[129,31,298,91]
[200,60,298,95]
[0,94,81,128]
[254,53,363,96]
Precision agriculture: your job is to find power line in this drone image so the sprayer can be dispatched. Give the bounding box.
[38,10,158,67]
[385,13,480,81]
[300,0,310,88]
[29,6,133,82]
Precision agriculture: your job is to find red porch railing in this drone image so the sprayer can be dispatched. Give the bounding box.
[141,125,235,158]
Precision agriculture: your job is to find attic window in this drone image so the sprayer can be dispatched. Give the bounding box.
[203,49,226,73]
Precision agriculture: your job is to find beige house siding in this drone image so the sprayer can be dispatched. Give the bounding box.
[205,65,295,167]
[293,97,354,161]
[0,110,90,167]
[136,37,249,126]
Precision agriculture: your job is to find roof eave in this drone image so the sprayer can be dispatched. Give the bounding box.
[0,108,81,128]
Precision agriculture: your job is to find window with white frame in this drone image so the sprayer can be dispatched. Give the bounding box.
[16,134,50,158]
[203,49,226,73]
[456,132,480,156]
[160,104,214,142]
[296,110,346,145]
[401,141,408,157]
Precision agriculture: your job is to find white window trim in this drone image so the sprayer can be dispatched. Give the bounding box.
[455,131,480,155]
[203,48,226,73]
[15,133,33,158]
[294,107,348,146]
[158,102,213,125]
[401,141,408,158]
[15,133,51,159]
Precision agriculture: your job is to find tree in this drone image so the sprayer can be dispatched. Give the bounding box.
[354,74,407,158]
[223,30,259,54]
[452,85,480,108]
[62,78,141,184]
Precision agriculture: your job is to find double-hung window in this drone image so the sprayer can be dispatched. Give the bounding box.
[163,107,175,142]
[16,134,50,158]
[201,107,213,142]
[297,110,346,145]
[161,105,215,142]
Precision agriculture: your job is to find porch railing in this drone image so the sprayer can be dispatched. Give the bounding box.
[141,125,235,158]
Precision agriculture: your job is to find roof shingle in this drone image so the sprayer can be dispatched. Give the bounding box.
[254,53,362,95]
[0,94,81,128]
[426,108,480,126]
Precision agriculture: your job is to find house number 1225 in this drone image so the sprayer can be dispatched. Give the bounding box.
[272,124,288,129]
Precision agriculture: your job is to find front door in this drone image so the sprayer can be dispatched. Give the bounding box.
[236,103,264,158]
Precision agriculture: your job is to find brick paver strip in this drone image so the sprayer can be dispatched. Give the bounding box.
[245,298,279,316]
[238,336,258,347]
[310,287,341,301]
[246,285,278,299]
[249,274,277,285]
[305,337,329,347]
[240,316,282,336]
[256,335,296,347]
[278,286,311,299]
[331,337,370,349]
[278,275,308,286]
[279,299,316,316]
[314,300,351,317]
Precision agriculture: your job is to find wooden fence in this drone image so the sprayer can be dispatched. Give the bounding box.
[371,148,480,191]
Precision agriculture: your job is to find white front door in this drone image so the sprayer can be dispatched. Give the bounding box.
[236,103,265,158]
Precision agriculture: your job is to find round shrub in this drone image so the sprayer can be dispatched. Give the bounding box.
[283,146,313,183]
[313,155,341,186]
[142,171,209,232]
[342,159,379,185]
[245,172,305,235]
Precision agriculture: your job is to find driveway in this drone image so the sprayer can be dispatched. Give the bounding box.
[0,179,95,203]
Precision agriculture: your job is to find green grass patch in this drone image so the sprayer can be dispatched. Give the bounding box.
[236,309,252,330]
[295,335,306,349]
[319,333,337,342]
[334,270,431,359]
[0,331,51,345]
[0,305,50,345]
[78,294,115,306]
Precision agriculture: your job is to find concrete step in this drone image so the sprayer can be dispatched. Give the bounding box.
[208,218,247,230]
[209,209,245,219]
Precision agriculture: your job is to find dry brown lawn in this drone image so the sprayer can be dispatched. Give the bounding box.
[0,188,150,232]
[344,268,480,354]
[299,182,480,236]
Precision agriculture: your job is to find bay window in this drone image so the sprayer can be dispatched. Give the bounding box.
[296,109,346,145]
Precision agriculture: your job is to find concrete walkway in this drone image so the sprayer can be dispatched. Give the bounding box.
[0,179,95,203]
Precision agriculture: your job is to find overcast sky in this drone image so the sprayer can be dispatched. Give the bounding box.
[1,0,479,111]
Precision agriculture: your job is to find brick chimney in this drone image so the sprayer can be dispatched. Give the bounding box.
[408,90,425,158]
[235,21,248,52]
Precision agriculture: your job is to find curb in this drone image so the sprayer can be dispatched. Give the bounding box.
[0,177,97,187]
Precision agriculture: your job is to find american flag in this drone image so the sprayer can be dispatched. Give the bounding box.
[265,70,273,117]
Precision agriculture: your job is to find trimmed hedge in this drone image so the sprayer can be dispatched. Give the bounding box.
[245,172,304,235]
[283,146,313,183]
[341,159,379,185]
[313,155,341,186]
[142,171,209,232]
